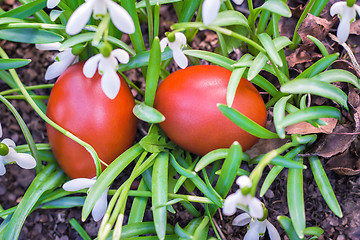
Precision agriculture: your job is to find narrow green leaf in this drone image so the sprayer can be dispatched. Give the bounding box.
[251,74,279,96]
[227,68,246,107]
[145,37,161,107]
[307,35,329,57]
[4,165,65,239]
[278,216,302,240]
[248,52,267,80]
[183,49,235,70]
[133,102,165,123]
[118,48,173,72]
[209,142,242,215]
[303,226,324,238]
[232,53,254,67]
[273,95,292,138]
[277,106,342,128]
[178,0,201,22]
[295,53,339,79]
[175,223,192,239]
[309,156,342,217]
[218,104,279,139]
[69,218,92,240]
[258,33,282,67]
[287,157,305,238]
[195,148,229,172]
[314,69,360,89]
[0,58,31,70]
[0,29,64,44]
[260,0,292,18]
[0,17,27,25]
[0,0,46,19]
[211,10,249,28]
[152,152,169,240]
[82,144,143,221]
[281,78,349,111]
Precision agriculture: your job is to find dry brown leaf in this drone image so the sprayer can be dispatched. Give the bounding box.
[326,149,360,175]
[285,118,338,135]
[297,14,330,47]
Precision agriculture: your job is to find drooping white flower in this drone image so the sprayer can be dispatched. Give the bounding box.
[233,213,281,240]
[36,42,78,80]
[160,32,188,69]
[65,0,135,35]
[63,177,109,222]
[202,0,244,25]
[222,175,264,219]
[47,0,60,9]
[83,48,130,99]
[0,123,36,175]
[330,1,360,43]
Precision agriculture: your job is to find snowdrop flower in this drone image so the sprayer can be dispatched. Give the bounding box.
[47,0,60,9]
[160,32,188,69]
[202,0,244,25]
[63,177,109,222]
[330,1,360,43]
[222,175,264,219]
[232,212,281,240]
[65,0,135,35]
[0,123,36,175]
[36,42,78,80]
[83,48,130,99]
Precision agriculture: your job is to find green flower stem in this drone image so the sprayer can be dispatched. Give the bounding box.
[0,46,104,177]
[0,84,53,96]
[4,95,48,100]
[145,0,154,46]
[249,142,295,196]
[92,14,111,47]
[5,23,66,31]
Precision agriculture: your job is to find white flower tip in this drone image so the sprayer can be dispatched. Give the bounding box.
[330,2,345,17]
[232,0,244,5]
[232,213,251,226]
[63,178,95,191]
[236,175,252,188]
[0,123,2,138]
[202,0,221,25]
[101,70,121,99]
[15,153,37,169]
[47,0,60,9]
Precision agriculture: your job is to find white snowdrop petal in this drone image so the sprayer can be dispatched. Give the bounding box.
[232,0,244,5]
[101,69,121,99]
[65,0,96,35]
[337,16,351,43]
[0,161,6,176]
[93,0,107,18]
[232,213,251,226]
[47,0,61,9]
[244,227,260,240]
[248,197,264,219]
[202,0,221,25]
[35,42,62,51]
[160,38,169,52]
[330,2,345,17]
[174,32,187,47]
[172,48,188,69]
[13,152,36,169]
[45,51,75,80]
[266,220,281,240]
[112,49,130,64]
[3,148,17,163]
[0,123,2,138]
[222,191,242,216]
[254,220,267,235]
[236,175,252,188]
[106,0,135,34]
[63,178,95,191]
[2,138,16,148]
[91,188,109,222]
[83,54,102,78]
[354,5,360,17]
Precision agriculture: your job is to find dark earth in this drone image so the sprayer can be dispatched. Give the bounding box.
[1,0,360,239]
